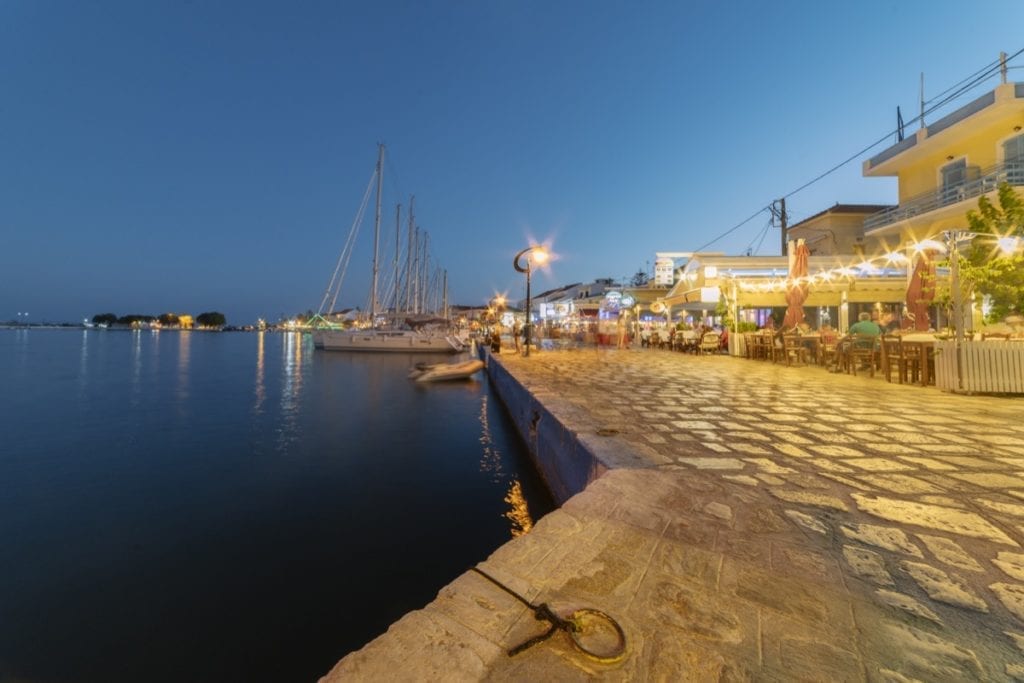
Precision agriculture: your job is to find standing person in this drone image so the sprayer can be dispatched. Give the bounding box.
[513,321,522,354]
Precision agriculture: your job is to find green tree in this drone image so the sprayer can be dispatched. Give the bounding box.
[629,269,649,287]
[92,313,117,325]
[158,313,180,326]
[196,311,226,328]
[963,182,1024,321]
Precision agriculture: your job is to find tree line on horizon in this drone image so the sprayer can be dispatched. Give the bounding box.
[91,312,227,327]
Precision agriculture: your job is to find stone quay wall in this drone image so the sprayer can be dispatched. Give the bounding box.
[323,349,1024,682]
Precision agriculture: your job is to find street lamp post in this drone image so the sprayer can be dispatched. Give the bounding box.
[513,245,549,357]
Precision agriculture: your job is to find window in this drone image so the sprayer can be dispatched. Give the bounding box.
[940,158,967,203]
[1004,133,1024,185]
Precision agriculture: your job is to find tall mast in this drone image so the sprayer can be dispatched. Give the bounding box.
[442,269,448,319]
[412,227,420,314]
[405,196,415,314]
[394,203,401,314]
[420,232,430,313]
[370,143,384,319]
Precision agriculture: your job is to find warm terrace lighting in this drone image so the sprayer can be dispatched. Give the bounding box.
[997,236,1023,256]
[885,251,909,264]
[913,239,946,253]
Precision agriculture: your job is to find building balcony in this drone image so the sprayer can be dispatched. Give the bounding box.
[864,159,1024,233]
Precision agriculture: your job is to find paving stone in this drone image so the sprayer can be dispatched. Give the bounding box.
[785,510,828,535]
[843,458,915,472]
[755,473,786,486]
[841,524,923,557]
[808,458,855,473]
[875,589,943,624]
[995,553,1024,582]
[855,473,944,494]
[951,473,1024,488]
[901,562,988,612]
[897,456,957,470]
[742,458,795,474]
[852,494,1020,546]
[843,545,894,586]
[875,622,984,681]
[808,445,866,457]
[770,489,848,511]
[671,420,719,430]
[1006,630,1024,652]
[819,472,874,490]
[917,535,984,573]
[676,457,745,470]
[869,443,926,455]
[980,499,1024,518]
[703,501,733,522]
[721,474,759,487]
[992,583,1024,622]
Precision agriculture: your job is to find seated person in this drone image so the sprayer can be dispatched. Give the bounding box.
[848,312,883,337]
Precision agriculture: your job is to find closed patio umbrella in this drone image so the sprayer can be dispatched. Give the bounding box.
[906,250,937,331]
[783,240,810,329]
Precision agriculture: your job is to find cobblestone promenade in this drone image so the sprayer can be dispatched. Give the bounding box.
[323,349,1024,682]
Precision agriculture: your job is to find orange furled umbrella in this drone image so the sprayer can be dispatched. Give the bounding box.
[783,240,810,329]
[906,250,937,331]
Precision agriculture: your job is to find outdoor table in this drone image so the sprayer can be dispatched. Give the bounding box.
[900,333,937,386]
[799,334,822,365]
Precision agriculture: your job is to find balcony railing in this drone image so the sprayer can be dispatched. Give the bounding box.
[865,159,1024,232]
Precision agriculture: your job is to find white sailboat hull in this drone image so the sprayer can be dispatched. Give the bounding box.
[313,329,463,353]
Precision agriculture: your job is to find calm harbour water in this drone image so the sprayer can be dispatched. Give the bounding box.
[0,328,554,683]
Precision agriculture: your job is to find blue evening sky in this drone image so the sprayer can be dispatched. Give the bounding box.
[3,1,1023,324]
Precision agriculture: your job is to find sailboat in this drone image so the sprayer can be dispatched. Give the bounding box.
[312,145,464,354]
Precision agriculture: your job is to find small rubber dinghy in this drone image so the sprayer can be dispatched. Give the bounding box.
[408,359,485,382]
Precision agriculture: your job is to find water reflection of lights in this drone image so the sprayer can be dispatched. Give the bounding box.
[504,480,534,538]
[78,328,89,397]
[131,329,143,406]
[277,331,307,452]
[477,395,505,482]
[478,395,536,537]
[253,330,266,416]
[176,330,191,403]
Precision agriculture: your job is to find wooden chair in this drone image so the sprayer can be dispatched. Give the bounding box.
[699,332,721,355]
[880,335,910,384]
[782,335,810,366]
[819,333,838,368]
[847,334,879,377]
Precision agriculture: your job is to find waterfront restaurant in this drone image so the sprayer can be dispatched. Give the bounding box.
[660,251,939,347]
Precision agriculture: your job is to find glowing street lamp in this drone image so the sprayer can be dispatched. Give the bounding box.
[513,245,549,357]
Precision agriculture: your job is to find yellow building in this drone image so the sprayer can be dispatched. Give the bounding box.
[787,204,892,257]
[862,78,1024,246]
[178,314,194,329]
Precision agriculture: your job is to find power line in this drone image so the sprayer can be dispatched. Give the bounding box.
[688,48,1023,254]
[691,206,770,253]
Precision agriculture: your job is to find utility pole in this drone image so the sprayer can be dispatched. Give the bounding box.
[771,199,788,255]
[920,72,926,130]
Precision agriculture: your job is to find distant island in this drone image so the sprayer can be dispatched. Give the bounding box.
[88,312,227,330]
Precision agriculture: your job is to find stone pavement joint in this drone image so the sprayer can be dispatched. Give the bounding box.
[322,350,1024,681]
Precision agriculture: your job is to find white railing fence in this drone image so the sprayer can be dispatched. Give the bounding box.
[935,340,1024,394]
